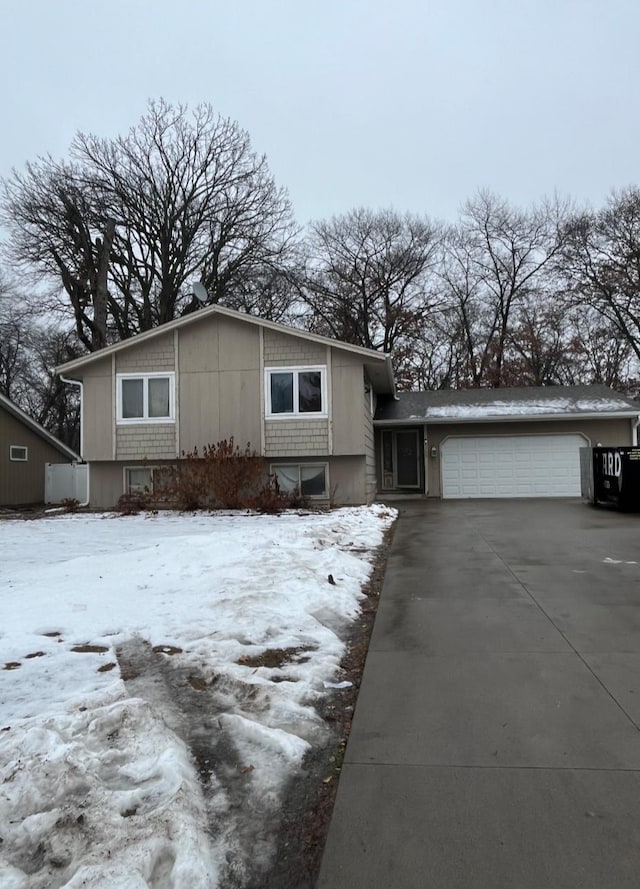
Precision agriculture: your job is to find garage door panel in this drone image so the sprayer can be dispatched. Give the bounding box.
[441,435,584,499]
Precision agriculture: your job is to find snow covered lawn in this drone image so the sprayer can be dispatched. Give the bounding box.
[0,505,395,889]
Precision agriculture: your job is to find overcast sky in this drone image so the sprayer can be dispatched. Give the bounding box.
[2,0,638,226]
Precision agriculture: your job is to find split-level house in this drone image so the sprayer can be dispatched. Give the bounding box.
[55,305,394,508]
[56,305,640,507]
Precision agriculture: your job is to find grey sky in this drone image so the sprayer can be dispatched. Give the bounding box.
[2,0,638,225]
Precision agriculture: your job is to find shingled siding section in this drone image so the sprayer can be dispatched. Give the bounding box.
[263,330,326,366]
[116,425,176,460]
[265,420,329,456]
[116,335,175,372]
[263,329,330,456]
[113,333,177,460]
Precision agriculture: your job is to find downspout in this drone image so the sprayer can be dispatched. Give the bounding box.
[633,415,640,446]
[60,375,90,507]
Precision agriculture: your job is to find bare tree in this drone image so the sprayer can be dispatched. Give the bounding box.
[0,273,28,400]
[440,192,569,387]
[23,326,82,450]
[0,267,81,447]
[560,187,640,365]
[502,297,573,386]
[1,100,298,351]
[562,307,635,388]
[0,160,116,351]
[299,208,441,378]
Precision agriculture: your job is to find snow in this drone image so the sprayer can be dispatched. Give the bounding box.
[409,397,629,420]
[0,505,395,888]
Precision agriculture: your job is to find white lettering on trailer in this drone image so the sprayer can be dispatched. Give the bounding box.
[602,451,622,477]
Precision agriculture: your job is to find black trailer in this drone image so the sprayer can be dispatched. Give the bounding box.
[580,446,640,509]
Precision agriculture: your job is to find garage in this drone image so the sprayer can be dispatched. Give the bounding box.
[374,385,640,499]
[441,434,585,499]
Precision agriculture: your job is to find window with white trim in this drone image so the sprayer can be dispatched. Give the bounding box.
[272,463,328,497]
[265,366,327,418]
[117,373,175,423]
[124,466,177,500]
[9,445,28,462]
[125,467,155,494]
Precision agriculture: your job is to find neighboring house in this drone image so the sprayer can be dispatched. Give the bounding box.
[374,386,640,499]
[55,305,395,509]
[0,393,79,507]
[55,307,640,506]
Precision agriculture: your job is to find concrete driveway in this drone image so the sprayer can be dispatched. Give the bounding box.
[317,499,640,889]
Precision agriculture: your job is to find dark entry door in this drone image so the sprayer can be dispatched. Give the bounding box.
[382,429,421,489]
[395,430,420,487]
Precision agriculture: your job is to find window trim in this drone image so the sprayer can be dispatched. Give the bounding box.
[270,462,329,498]
[116,372,175,424]
[123,465,156,494]
[265,366,328,419]
[9,445,28,462]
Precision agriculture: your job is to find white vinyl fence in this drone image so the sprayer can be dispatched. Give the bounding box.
[45,463,89,505]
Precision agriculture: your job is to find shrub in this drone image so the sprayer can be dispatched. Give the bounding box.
[246,474,301,514]
[153,438,267,511]
[115,492,147,515]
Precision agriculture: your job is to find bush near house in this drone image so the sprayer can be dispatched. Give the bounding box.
[116,438,304,514]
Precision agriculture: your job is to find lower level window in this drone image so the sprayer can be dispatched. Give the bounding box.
[125,467,154,494]
[272,463,328,497]
[10,446,28,462]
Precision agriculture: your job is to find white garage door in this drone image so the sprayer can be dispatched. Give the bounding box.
[441,434,585,499]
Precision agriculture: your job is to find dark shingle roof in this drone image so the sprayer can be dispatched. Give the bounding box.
[374,385,639,423]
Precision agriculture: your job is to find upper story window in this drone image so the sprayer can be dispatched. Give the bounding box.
[116,373,175,424]
[10,445,28,461]
[265,366,327,418]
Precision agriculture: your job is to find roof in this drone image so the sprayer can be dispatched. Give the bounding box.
[0,393,80,461]
[374,385,640,425]
[55,303,396,395]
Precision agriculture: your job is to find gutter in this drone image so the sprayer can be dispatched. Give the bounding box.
[373,411,640,426]
[59,376,90,507]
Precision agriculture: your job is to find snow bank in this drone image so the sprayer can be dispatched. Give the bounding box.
[0,505,395,888]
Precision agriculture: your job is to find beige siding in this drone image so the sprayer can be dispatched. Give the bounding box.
[178,315,261,452]
[263,329,334,458]
[116,334,175,372]
[267,455,367,504]
[425,418,634,498]
[328,456,367,503]
[91,454,368,509]
[178,372,220,450]
[70,313,375,487]
[263,329,326,366]
[0,408,72,506]
[331,352,367,455]
[265,420,329,457]
[116,424,177,460]
[80,356,113,460]
[90,460,175,509]
[89,462,127,509]
[218,319,261,371]
[178,315,220,373]
[179,313,260,373]
[218,371,261,448]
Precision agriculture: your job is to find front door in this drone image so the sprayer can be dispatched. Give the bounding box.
[382,429,421,490]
